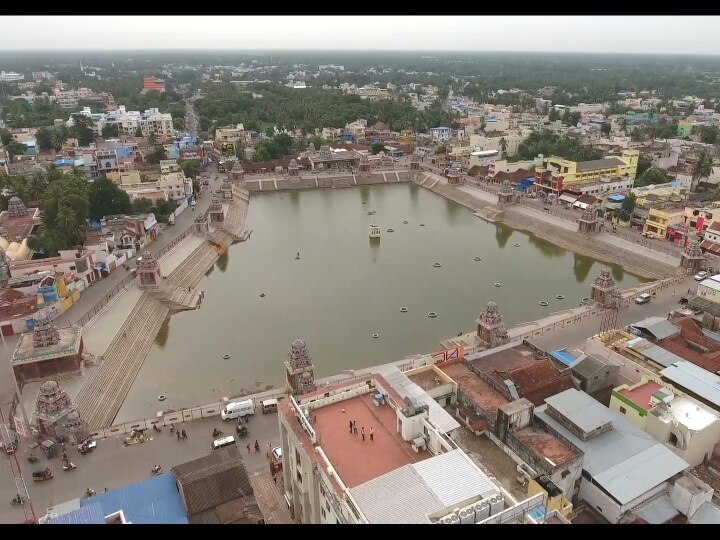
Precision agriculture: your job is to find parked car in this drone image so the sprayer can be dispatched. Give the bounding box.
[634,293,652,305]
[695,271,709,281]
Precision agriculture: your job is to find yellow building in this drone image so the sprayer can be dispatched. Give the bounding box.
[643,207,685,239]
[106,170,141,186]
[534,149,639,194]
[526,476,573,518]
[398,130,414,145]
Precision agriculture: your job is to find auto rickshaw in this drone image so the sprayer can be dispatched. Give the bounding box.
[32,467,53,481]
[236,424,249,438]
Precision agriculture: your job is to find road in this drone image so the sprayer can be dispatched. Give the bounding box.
[0,408,282,523]
[185,99,198,138]
[0,167,225,407]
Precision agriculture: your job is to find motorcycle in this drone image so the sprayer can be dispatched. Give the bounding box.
[27,454,39,464]
[62,461,77,471]
[152,424,162,433]
[151,465,162,476]
[212,428,223,437]
[11,495,23,506]
[84,488,96,499]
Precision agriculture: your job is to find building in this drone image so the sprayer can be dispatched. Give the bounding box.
[278,369,543,524]
[535,389,689,524]
[143,76,166,93]
[610,380,720,467]
[304,145,360,171]
[0,197,41,261]
[643,206,686,239]
[430,126,452,143]
[533,150,639,197]
[124,214,159,251]
[159,171,192,202]
[570,353,621,395]
[0,70,24,81]
[45,472,188,524]
[10,317,84,387]
[172,445,263,524]
[660,361,720,413]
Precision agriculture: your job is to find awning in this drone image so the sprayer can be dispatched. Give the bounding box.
[701,239,720,256]
[559,193,579,204]
[573,201,590,210]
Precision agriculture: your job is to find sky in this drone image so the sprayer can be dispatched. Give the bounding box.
[0,16,718,55]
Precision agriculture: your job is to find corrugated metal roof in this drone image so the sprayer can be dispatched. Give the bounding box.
[76,472,188,524]
[593,446,688,505]
[349,450,499,523]
[349,464,444,523]
[536,390,671,479]
[49,502,105,524]
[628,317,680,341]
[412,450,498,506]
[634,493,680,524]
[699,278,720,292]
[640,344,686,368]
[571,354,614,379]
[377,366,460,433]
[544,388,614,434]
[661,361,720,406]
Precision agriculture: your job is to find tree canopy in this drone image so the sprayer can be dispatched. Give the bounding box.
[635,166,673,187]
[88,177,132,220]
[179,159,200,179]
[511,130,603,162]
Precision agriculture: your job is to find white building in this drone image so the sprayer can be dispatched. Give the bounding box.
[430,127,452,143]
[278,365,549,524]
[158,171,192,202]
[0,71,24,82]
[535,389,689,524]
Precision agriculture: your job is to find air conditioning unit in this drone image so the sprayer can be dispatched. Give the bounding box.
[474,500,490,522]
[489,494,504,516]
[459,507,474,524]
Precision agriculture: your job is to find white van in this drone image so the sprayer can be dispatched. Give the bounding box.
[212,435,236,450]
[220,399,255,421]
[261,399,278,414]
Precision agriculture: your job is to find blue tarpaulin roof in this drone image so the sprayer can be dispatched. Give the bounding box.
[517,178,535,192]
[51,472,188,524]
[550,348,578,367]
[607,194,626,202]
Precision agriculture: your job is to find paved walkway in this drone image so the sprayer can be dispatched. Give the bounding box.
[82,285,145,357]
[158,235,206,276]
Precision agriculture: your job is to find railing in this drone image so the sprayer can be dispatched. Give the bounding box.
[75,276,136,327]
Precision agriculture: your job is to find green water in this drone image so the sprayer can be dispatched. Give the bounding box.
[116,183,646,422]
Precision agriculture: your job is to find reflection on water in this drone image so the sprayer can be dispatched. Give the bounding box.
[573,253,594,283]
[495,223,513,249]
[216,252,229,273]
[445,197,461,223]
[119,183,648,422]
[154,317,170,348]
[612,265,625,282]
[529,234,565,258]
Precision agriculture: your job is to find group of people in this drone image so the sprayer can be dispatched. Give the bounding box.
[175,428,188,441]
[247,440,261,454]
[348,420,374,442]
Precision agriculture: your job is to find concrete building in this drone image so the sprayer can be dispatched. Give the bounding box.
[534,150,639,197]
[430,127,452,143]
[277,367,545,524]
[643,206,686,239]
[535,389,689,524]
[143,76,166,93]
[159,171,192,202]
[570,354,621,395]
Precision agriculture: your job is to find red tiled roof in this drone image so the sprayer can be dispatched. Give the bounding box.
[661,316,720,373]
[576,194,598,205]
[619,381,662,411]
[666,165,688,174]
[503,358,575,406]
[493,169,531,184]
[0,289,36,320]
[468,165,490,177]
[701,240,720,256]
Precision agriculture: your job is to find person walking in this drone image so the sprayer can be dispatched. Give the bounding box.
[176,431,181,441]
[353,421,358,435]
[247,443,251,454]
[182,429,187,440]
[267,443,272,458]
[370,427,374,442]
[361,427,365,441]
[349,420,353,433]
[255,440,260,453]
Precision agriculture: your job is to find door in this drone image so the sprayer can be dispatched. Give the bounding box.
[1,324,13,336]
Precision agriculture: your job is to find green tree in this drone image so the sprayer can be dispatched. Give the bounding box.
[655,123,678,139]
[35,127,55,152]
[499,137,508,157]
[133,198,154,214]
[691,152,714,192]
[234,142,245,159]
[701,125,719,144]
[134,127,143,137]
[192,179,201,195]
[618,193,636,222]
[5,141,27,159]
[636,167,672,187]
[370,142,386,155]
[636,155,652,178]
[101,123,119,139]
[0,129,12,147]
[548,108,560,122]
[88,177,132,220]
[600,123,611,136]
[69,114,96,146]
[146,146,167,164]
[179,159,200,179]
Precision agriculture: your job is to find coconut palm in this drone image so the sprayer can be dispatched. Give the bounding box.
[56,205,82,245]
[691,152,714,192]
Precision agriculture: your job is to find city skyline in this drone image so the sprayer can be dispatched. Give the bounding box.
[0,16,719,55]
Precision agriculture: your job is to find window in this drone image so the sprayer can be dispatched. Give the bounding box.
[619,406,626,415]
[669,433,679,447]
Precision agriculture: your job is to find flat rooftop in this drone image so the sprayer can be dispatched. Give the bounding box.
[313,392,429,488]
[469,342,539,374]
[513,426,581,467]
[407,369,446,392]
[440,363,509,416]
[652,397,719,431]
[12,325,83,365]
[619,381,663,411]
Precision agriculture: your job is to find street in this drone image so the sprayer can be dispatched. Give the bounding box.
[0,408,281,523]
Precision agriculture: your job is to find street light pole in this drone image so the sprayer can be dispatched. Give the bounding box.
[0,330,31,437]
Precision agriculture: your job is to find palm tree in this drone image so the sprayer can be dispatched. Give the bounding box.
[56,205,81,245]
[691,152,714,192]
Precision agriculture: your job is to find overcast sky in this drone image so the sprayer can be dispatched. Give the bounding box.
[0,16,718,55]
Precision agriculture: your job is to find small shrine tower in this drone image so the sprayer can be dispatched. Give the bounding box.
[194,213,210,237]
[359,154,370,173]
[410,154,420,171]
[220,178,233,202]
[680,236,705,274]
[578,205,601,234]
[591,268,616,307]
[497,180,515,205]
[209,195,225,223]
[137,250,165,291]
[288,158,300,178]
[285,338,316,396]
[476,301,510,348]
[34,380,87,442]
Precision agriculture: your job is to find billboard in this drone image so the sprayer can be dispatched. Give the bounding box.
[180,148,203,160]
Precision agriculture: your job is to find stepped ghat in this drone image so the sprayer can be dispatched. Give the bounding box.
[74,184,251,429]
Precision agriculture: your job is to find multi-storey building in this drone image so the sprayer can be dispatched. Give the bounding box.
[143,76,166,93]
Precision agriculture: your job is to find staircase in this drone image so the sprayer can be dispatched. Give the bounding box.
[167,243,220,289]
[75,293,170,429]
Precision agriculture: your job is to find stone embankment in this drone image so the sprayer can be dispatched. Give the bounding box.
[75,188,252,429]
